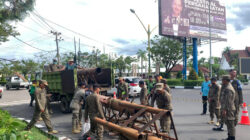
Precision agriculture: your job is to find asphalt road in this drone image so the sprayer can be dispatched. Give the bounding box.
[1,86,250,140]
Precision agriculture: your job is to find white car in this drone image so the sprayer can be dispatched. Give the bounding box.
[124,77,142,97]
[0,87,3,98]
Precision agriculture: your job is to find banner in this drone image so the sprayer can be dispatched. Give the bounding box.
[159,0,227,41]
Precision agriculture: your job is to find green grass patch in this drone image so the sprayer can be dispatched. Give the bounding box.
[0,109,55,140]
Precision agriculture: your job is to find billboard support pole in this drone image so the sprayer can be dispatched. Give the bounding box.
[183,38,187,80]
[193,38,198,74]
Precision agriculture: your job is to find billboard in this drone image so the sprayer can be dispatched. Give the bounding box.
[159,0,227,41]
[239,58,250,74]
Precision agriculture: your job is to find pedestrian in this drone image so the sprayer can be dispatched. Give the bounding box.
[84,84,105,140]
[139,81,148,105]
[208,77,221,126]
[230,69,243,126]
[117,77,129,100]
[200,76,211,115]
[70,82,86,134]
[24,80,58,134]
[146,75,155,94]
[29,80,37,107]
[220,75,236,140]
[150,83,172,134]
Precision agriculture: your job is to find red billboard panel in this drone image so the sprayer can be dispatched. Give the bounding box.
[159,0,227,41]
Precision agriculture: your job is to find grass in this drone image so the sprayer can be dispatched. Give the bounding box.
[0,109,55,140]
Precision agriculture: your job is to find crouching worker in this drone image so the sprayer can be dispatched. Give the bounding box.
[70,82,86,134]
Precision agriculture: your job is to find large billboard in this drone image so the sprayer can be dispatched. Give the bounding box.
[159,0,227,41]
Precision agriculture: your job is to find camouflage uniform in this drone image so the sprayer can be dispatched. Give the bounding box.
[231,79,243,125]
[70,88,85,133]
[117,82,128,100]
[84,92,105,140]
[140,86,148,105]
[208,83,221,122]
[221,83,236,138]
[25,87,54,131]
[151,84,173,134]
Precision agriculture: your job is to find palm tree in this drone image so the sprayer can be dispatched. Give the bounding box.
[136,49,147,75]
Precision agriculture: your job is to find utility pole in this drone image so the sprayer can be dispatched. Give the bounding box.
[209,0,213,77]
[50,31,62,64]
[78,38,81,67]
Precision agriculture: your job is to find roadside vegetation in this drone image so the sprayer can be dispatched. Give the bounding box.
[0,109,55,140]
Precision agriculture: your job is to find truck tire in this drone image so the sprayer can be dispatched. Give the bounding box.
[60,97,71,113]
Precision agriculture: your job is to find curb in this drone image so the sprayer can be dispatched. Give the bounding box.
[16,117,71,140]
[170,86,201,89]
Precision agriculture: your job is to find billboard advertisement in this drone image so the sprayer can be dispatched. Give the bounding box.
[159,0,227,41]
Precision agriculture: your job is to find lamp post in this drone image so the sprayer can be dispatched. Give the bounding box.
[130,9,157,76]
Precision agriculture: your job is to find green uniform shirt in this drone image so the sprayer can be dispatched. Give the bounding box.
[29,85,36,95]
[146,81,155,94]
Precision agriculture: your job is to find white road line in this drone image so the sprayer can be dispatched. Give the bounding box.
[0,100,29,107]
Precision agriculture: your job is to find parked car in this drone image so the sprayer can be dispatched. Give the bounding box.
[124,77,142,97]
[6,76,30,90]
[0,87,3,98]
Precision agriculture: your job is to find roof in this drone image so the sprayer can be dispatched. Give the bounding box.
[171,64,183,72]
[199,67,210,73]
[223,47,250,62]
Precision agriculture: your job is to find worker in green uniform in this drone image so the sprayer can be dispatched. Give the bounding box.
[117,77,128,100]
[151,83,173,134]
[29,80,37,107]
[25,80,58,134]
[146,76,155,94]
[70,82,86,134]
[84,84,105,140]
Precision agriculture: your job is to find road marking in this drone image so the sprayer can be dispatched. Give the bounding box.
[0,100,29,107]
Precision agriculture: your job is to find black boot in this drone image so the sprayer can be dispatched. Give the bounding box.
[226,136,235,140]
[213,124,224,131]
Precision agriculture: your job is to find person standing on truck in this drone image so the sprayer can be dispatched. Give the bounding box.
[24,80,58,134]
[48,59,62,72]
[70,82,86,134]
[29,80,37,107]
[61,59,82,71]
[117,77,129,100]
[84,84,105,140]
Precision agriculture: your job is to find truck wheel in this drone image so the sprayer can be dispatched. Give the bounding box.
[6,85,9,90]
[60,97,71,113]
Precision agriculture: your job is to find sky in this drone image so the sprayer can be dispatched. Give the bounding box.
[1,0,250,62]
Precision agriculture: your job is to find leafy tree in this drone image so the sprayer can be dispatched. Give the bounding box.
[176,71,182,79]
[151,35,183,74]
[136,49,147,75]
[198,69,204,78]
[0,0,36,43]
[188,68,198,80]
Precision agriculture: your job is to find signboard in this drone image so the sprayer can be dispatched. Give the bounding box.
[159,0,227,41]
[239,58,250,74]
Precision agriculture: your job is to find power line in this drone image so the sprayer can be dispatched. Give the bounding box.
[29,14,51,31]
[14,36,55,52]
[33,10,117,48]
[32,11,56,31]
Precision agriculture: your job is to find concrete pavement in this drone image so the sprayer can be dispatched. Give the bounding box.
[1,87,250,140]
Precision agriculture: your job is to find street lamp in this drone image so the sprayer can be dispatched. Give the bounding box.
[130,9,157,76]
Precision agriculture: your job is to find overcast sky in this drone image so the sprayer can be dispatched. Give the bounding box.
[1,0,250,62]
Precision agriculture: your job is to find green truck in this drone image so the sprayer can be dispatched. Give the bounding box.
[36,68,111,113]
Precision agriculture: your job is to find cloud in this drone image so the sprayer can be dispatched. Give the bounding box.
[112,38,130,45]
[115,41,147,55]
[227,2,250,31]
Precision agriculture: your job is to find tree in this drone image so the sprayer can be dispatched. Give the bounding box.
[0,0,36,43]
[136,49,147,75]
[198,69,204,78]
[151,35,183,74]
[188,68,198,80]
